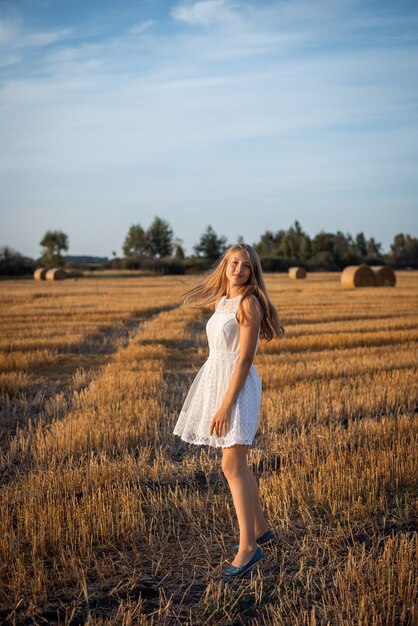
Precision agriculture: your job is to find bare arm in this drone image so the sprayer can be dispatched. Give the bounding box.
[209,296,261,436]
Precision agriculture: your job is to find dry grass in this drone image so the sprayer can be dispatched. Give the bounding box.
[0,272,417,625]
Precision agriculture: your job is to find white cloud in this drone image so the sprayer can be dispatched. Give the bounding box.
[23,28,72,48]
[0,17,71,51]
[0,53,21,68]
[129,19,157,35]
[171,0,240,27]
[0,0,417,257]
[0,18,18,46]
[42,43,105,75]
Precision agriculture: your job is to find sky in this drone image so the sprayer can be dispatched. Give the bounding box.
[0,0,417,259]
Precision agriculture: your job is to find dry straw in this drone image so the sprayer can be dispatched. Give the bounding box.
[341,264,376,288]
[288,267,307,279]
[34,268,48,281]
[46,268,67,281]
[372,266,397,287]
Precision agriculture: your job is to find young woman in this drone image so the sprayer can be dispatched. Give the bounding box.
[173,243,285,579]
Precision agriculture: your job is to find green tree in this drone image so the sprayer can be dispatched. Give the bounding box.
[311,231,336,268]
[354,232,367,259]
[0,246,34,276]
[39,230,69,267]
[123,224,149,258]
[254,230,276,256]
[277,220,311,261]
[173,237,185,259]
[390,233,407,258]
[299,236,311,262]
[146,217,174,257]
[273,230,286,252]
[332,231,357,267]
[390,233,418,265]
[277,232,296,258]
[193,225,228,261]
[366,237,383,258]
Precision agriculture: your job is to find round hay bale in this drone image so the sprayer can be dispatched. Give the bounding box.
[371,266,396,287]
[34,267,48,281]
[341,264,376,288]
[46,268,67,281]
[288,266,307,279]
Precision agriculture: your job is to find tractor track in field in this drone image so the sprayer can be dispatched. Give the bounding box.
[0,305,220,626]
[0,303,181,480]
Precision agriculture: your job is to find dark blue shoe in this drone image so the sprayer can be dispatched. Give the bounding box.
[221,547,263,579]
[232,529,273,551]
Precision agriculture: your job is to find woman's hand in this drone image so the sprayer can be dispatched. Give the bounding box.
[210,404,233,437]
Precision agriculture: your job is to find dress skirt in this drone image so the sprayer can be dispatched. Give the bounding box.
[173,350,262,448]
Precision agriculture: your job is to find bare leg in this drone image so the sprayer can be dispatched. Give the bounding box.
[245,465,269,538]
[221,444,266,567]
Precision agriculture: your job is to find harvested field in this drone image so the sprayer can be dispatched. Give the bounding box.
[0,272,417,625]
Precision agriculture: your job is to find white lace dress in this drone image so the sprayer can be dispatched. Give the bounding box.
[173,294,262,448]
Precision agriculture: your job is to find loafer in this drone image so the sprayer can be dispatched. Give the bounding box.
[232,529,273,551]
[221,546,263,579]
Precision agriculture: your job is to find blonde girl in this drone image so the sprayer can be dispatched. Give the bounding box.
[173,243,284,579]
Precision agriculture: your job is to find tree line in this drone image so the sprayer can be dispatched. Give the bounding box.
[1,217,417,276]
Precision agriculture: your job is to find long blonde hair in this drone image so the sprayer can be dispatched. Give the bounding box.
[182,243,285,341]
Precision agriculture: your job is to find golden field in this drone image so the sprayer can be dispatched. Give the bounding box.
[0,271,417,625]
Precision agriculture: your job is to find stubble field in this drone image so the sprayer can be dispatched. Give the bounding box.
[0,271,417,625]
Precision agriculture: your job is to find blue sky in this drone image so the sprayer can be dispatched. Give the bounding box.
[0,0,417,258]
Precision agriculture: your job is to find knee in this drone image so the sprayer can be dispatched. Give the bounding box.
[221,455,246,479]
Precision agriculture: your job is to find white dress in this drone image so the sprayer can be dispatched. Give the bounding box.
[173,294,262,448]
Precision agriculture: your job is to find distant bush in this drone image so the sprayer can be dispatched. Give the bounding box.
[101,258,124,270]
[122,257,142,270]
[141,256,185,275]
[183,256,215,273]
[0,247,35,276]
[122,256,185,274]
[70,263,102,272]
[259,256,296,272]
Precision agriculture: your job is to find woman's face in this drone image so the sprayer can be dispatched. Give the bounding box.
[225,249,252,289]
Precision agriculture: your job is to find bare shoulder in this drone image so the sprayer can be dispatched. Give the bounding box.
[243,294,261,313]
[238,294,261,324]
